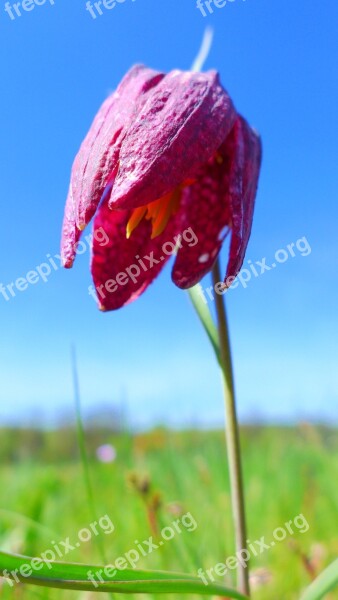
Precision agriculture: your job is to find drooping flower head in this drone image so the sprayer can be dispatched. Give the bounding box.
[61,65,262,310]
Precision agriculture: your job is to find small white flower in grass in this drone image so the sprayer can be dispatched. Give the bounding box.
[96,444,117,463]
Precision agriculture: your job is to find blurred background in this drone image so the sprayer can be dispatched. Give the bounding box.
[0,1,337,598]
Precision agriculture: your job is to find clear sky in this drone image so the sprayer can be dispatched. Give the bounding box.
[0,0,337,428]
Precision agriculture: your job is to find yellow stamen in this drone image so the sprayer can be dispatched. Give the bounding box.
[150,189,181,239]
[145,198,163,221]
[126,205,148,239]
[126,188,181,240]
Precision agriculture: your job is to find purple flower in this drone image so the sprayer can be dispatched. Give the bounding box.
[61,65,262,310]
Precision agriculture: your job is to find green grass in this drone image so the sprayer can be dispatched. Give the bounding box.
[0,425,337,599]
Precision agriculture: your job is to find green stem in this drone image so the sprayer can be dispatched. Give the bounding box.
[211,259,250,597]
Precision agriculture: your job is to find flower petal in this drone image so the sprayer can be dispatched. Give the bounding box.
[61,183,82,268]
[109,70,236,211]
[171,116,262,289]
[225,116,262,281]
[61,65,164,267]
[91,199,181,311]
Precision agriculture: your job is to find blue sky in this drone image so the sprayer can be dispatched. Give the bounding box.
[0,0,337,428]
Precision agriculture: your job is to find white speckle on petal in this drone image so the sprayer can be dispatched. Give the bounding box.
[198,253,210,263]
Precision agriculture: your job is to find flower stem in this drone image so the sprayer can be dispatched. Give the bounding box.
[191,27,214,72]
[211,259,250,597]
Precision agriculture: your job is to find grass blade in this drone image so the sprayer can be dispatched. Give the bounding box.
[0,509,58,540]
[299,559,338,600]
[71,346,108,566]
[0,550,248,597]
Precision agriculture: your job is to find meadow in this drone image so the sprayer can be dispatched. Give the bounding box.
[0,424,337,599]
